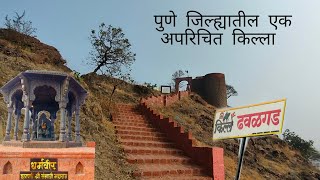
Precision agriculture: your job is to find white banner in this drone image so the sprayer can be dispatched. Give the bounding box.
[213,99,286,140]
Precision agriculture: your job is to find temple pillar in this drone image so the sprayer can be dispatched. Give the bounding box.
[29,108,34,140]
[75,108,81,143]
[4,105,14,141]
[50,112,56,141]
[13,111,21,141]
[31,110,38,140]
[22,102,32,142]
[67,111,73,141]
[59,102,67,142]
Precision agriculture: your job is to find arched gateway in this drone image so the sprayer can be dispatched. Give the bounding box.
[0,70,87,145]
[174,77,192,92]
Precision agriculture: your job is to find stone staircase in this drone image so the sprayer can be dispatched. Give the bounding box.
[114,104,212,179]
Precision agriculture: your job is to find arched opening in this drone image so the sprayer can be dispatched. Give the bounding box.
[178,80,188,91]
[33,85,58,111]
[75,162,84,175]
[33,85,58,141]
[11,89,24,117]
[10,89,24,140]
[36,111,52,140]
[11,89,23,104]
[174,77,192,92]
[67,92,76,113]
[3,161,12,174]
[66,92,76,141]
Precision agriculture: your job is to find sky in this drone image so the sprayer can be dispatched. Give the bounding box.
[0,0,319,150]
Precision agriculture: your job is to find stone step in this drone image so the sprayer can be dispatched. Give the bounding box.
[116,111,140,115]
[115,114,145,118]
[120,140,174,148]
[113,116,146,120]
[114,103,213,180]
[116,130,164,137]
[122,146,183,155]
[115,125,157,132]
[133,164,206,177]
[113,118,149,123]
[113,121,153,127]
[118,134,167,141]
[126,154,192,164]
[117,112,145,118]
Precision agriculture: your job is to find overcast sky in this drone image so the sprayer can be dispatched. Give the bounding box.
[1,0,319,150]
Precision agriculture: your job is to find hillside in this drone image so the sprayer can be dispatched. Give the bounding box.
[0,29,319,180]
[0,29,158,180]
[153,94,320,179]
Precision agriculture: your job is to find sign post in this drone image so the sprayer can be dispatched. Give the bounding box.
[213,99,287,179]
[235,137,248,180]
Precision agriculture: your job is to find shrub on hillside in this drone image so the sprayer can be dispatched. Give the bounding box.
[133,85,153,96]
[283,129,320,161]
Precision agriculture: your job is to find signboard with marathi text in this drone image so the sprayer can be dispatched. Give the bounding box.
[20,158,68,180]
[213,99,286,140]
[161,85,171,94]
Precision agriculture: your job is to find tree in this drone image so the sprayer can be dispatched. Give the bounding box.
[89,23,136,74]
[226,84,238,99]
[4,11,36,36]
[283,129,320,161]
[172,70,185,80]
[89,23,136,112]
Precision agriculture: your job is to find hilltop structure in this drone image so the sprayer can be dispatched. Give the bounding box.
[175,73,227,108]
